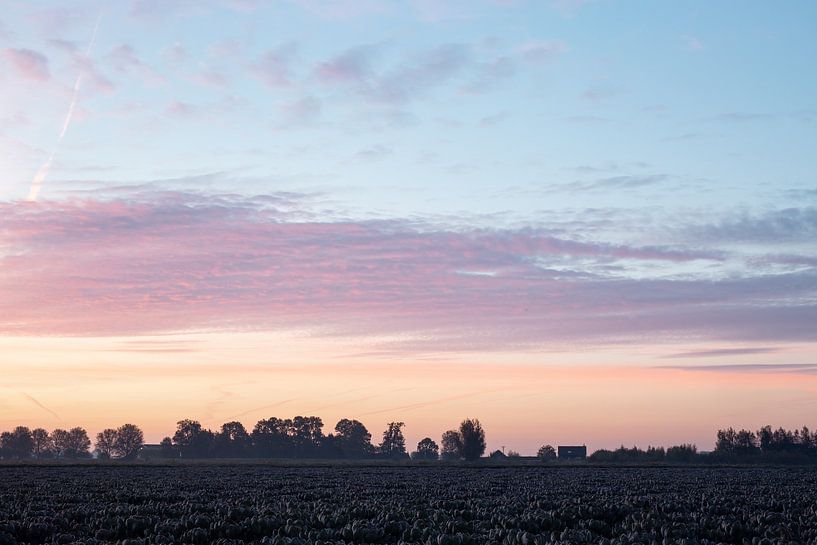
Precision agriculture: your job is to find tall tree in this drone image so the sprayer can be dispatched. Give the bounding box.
[95,429,118,460]
[440,430,462,460]
[459,418,486,460]
[252,417,292,457]
[52,427,91,458]
[172,419,214,458]
[379,421,407,458]
[214,421,251,458]
[0,427,34,459]
[290,416,324,457]
[31,428,51,458]
[113,424,145,459]
[334,419,373,458]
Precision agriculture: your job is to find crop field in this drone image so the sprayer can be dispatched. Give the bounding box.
[1,467,816,545]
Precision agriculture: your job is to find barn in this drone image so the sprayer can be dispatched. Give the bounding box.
[558,445,587,459]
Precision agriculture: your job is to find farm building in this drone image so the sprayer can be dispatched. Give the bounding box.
[558,445,587,459]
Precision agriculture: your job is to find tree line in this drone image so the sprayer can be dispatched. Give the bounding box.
[164,417,486,460]
[0,424,144,460]
[2,419,817,464]
[0,417,487,461]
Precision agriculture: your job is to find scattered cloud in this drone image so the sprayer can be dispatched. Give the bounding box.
[369,43,471,103]
[3,190,814,355]
[315,44,379,85]
[664,347,780,359]
[289,0,391,20]
[2,48,50,81]
[682,35,705,51]
[166,100,198,118]
[518,40,567,64]
[707,112,774,123]
[464,55,515,93]
[683,208,817,243]
[251,43,298,87]
[107,44,164,83]
[551,174,670,193]
[478,111,510,127]
[549,0,593,17]
[278,95,322,126]
[660,363,817,375]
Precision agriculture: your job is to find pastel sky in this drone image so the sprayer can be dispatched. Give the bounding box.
[1,1,816,454]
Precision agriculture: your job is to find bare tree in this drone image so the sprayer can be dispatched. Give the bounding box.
[0,427,34,459]
[52,427,91,458]
[31,428,51,459]
[95,429,118,460]
[113,424,144,460]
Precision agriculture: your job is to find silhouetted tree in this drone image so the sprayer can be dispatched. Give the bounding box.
[666,444,697,463]
[334,419,373,458]
[441,430,462,460]
[95,429,118,460]
[31,428,51,459]
[537,444,556,461]
[0,426,34,459]
[290,416,324,458]
[252,417,292,457]
[379,421,407,458]
[52,427,91,458]
[113,424,145,459]
[411,437,439,460]
[589,445,668,463]
[716,427,759,458]
[214,421,251,458]
[172,419,215,458]
[459,418,486,460]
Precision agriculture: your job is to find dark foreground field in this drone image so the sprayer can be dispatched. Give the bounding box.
[1,467,816,545]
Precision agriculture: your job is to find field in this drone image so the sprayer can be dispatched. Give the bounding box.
[1,467,816,545]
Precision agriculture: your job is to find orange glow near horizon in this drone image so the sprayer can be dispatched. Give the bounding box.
[3,333,816,455]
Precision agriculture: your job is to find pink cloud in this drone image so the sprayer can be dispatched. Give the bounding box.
[2,48,50,82]
[369,44,470,104]
[289,0,391,20]
[1,191,815,352]
[107,44,164,84]
[251,44,297,87]
[316,45,376,85]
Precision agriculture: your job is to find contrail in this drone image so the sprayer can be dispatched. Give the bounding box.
[20,392,65,424]
[27,11,102,202]
[225,399,295,420]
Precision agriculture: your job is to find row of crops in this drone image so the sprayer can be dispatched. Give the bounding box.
[1,466,816,545]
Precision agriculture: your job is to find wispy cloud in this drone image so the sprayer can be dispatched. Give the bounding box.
[660,363,817,375]
[251,43,298,87]
[1,190,815,354]
[2,48,50,81]
[664,347,780,359]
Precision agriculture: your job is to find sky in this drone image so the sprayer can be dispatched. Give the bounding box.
[1,0,816,454]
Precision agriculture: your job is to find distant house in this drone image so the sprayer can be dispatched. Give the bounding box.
[489,450,507,460]
[137,444,165,460]
[558,445,587,459]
